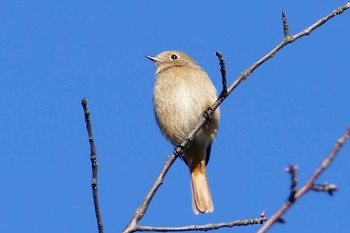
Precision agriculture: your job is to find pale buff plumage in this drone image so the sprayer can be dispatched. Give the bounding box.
[146,50,220,214]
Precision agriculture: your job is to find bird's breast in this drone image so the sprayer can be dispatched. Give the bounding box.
[153,67,218,145]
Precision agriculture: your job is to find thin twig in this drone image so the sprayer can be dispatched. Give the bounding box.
[311,183,339,196]
[282,11,291,38]
[123,154,177,233]
[215,51,228,97]
[81,98,104,233]
[124,2,350,232]
[135,212,267,232]
[285,164,298,202]
[220,2,350,106]
[258,125,350,233]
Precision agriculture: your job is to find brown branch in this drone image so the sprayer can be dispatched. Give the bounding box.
[135,212,267,232]
[258,125,350,233]
[221,1,350,103]
[81,98,104,233]
[123,154,177,233]
[123,2,350,232]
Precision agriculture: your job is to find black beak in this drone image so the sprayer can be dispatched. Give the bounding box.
[145,55,159,62]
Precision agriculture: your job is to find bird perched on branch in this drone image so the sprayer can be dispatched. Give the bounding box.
[146,50,220,214]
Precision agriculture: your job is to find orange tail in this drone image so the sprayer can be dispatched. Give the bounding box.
[190,161,214,214]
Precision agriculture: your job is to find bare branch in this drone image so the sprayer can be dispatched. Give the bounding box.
[282,11,291,38]
[311,183,339,196]
[81,98,104,233]
[258,125,350,233]
[220,2,350,105]
[122,2,350,232]
[135,212,267,232]
[123,154,177,233]
[215,51,228,97]
[285,164,298,203]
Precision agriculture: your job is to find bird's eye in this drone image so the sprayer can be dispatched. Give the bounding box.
[171,54,178,60]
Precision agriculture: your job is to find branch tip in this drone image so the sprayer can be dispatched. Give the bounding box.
[282,11,291,38]
[311,183,339,196]
[285,164,298,175]
[260,211,266,219]
[81,99,104,233]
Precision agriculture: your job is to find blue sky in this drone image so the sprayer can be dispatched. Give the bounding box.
[1,1,349,233]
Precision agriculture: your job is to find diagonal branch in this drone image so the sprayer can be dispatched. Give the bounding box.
[258,125,350,233]
[123,154,177,233]
[123,2,350,232]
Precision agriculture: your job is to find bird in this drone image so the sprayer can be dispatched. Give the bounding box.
[146,50,220,214]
